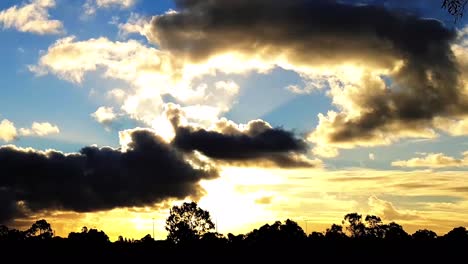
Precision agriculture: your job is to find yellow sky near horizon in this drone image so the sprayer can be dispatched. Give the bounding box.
[10,166,468,241]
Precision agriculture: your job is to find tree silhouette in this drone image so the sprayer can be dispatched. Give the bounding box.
[308,231,325,240]
[412,229,438,241]
[244,219,306,245]
[280,219,306,241]
[365,215,385,239]
[68,226,110,245]
[382,222,410,240]
[1,210,468,261]
[443,226,468,241]
[343,213,366,238]
[26,219,53,240]
[165,201,215,244]
[325,224,347,240]
[441,0,467,23]
[139,234,154,244]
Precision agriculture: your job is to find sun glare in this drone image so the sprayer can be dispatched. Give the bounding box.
[198,167,284,234]
[151,115,175,142]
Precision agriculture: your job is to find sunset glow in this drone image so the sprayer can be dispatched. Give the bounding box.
[0,0,467,241]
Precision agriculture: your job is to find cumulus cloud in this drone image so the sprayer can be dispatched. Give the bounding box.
[30,36,243,126]
[92,106,117,125]
[368,195,420,221]
[392,152,468,168]
[32,1,468,158]
[0,129,217,223]
[149,0,468,156]
[0,119,60,141]
[169,107,320,168]
[19,122,60,137]
[29,36,175,123]
[84,0,136,15]
[0,0,63,34]
[0,119,17,142]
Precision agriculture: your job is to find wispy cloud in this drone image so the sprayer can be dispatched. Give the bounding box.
[84,0,136,15]
[392,152,468,168]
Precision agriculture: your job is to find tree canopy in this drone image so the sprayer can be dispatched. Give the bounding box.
[165,201,215,244]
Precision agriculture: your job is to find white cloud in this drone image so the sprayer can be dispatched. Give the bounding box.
[19,122,60,137]
[392,152,468,168]
[31,36,245,126]
[286,76,328,94]
[0,119,18,142]
[29,36,173,124]
[368,195,420,221]
[84,0,136,15]
[92,106,117,124]
[118,12,150,38]
[107,89,126,102]
[0,0,63,35]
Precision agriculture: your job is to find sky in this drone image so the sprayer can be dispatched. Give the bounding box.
[0,0,467,241]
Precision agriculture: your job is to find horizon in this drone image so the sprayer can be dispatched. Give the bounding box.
[0,0,467,242]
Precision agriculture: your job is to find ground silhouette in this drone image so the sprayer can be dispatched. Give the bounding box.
[1,202,467,262]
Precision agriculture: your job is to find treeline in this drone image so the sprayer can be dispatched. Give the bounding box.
[1,202,467,261]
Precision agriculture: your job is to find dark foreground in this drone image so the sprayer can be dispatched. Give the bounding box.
[1,239,467,263]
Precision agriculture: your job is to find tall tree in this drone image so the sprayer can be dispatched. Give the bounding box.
[165,202,215,244]
[26,219,53,240]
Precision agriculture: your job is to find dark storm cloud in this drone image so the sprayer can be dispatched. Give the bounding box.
[151,0,468,145]
[0,129,217,224]
[172,121,319,168]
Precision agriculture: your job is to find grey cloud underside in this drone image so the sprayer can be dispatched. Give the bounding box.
[173,126,314,168]
[0,130,217,224]
[153,0,468,143]
[0,122,314,223]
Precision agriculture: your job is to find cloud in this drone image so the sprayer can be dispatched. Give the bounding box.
[0,0,63,34]
[171,116,321,168]
[107,88,127,102]
[92,106,117,125]
[0,119,17,142]
[368,195,420,221]
[149,0,468,156]
[0,129,217,223]
[255,196,273,205]
[30,36,171,85]
[0,119,60,141]
[30,36,243,126]
[285,77,328,94]
[433,117,468,136]
[19,122,60,137]
[392,152,468,168]
[118,12,151,38]
[84,0,136,15]
[29,36,175,123]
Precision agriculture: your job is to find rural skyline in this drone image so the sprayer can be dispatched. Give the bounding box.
[0,0,467,241]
